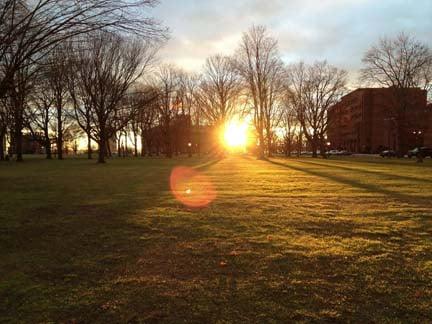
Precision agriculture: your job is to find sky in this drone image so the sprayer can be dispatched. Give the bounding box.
[152,0,432,86]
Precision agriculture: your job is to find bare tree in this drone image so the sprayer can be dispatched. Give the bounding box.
[197,55,242,128]
[0,0,166,162]
[182,73,200,156]
[154,64,181,158]
[43,49,70,160]
[234,25,283,159]
[7,63,36,161]
[125,85,159,157]
[289,61,347,158]
[0,0,166,99]
[281,91,301,157]
[262,62,286,157]
[26,79,55,159]
[361,33,432,155]
[69,32,156,163]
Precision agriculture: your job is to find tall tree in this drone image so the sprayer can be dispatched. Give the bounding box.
[197,55,242,128]
[8,63,36,161]
[154,64,181,158]
[69,32,156,163]
[281,91,301,157]
[262,62,286,157]
[361,33,432,155]
[26,78,55,159]
[44,49,70,160]
[289,61,347,158]
[234,25,282,159]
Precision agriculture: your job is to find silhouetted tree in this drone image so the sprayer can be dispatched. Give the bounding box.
[0,0,166,100]
[281,92,300,157]
[69,32,156,163]
[197,55,242,128]
[289,61,347,158]
[26,78,55,159]
[234,25,283,159]
[154,64,181,158]
[44,49,70,160]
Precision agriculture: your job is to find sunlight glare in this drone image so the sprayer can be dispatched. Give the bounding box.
[223,120,249,149]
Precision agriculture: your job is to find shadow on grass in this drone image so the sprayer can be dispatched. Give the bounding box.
[0,157,230,322]
[194,158,223,171]
[335,156,432,167]
[295,159,432,184]
[266,159,431,208]
[2,156,432,322]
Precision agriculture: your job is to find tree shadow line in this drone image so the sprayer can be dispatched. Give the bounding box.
[265,159,432,208]
[295,159,432,185]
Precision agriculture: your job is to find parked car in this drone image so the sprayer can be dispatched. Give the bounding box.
[327,150,340,156]
[327,150,353,156]
[380,150,396,157]
[407,147,432,158]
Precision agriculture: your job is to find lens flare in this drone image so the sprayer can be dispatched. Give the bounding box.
[170,166,216,208]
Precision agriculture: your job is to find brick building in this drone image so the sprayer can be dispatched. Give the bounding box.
[327,87,431,154]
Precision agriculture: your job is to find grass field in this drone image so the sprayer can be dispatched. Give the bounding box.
[1,155,432,322]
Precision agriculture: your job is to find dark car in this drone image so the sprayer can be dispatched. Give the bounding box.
[407,147,432,158]
[380,150,396,158]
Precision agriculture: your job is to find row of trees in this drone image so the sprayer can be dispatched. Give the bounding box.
[143,27,431,160]
[0,0,166,162]
[1,3,431,163]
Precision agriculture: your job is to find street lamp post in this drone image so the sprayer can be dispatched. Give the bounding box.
[188,142,192,158]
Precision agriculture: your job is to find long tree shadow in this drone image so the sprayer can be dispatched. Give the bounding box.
[295,159,432,184]
[266,159,432,208]
[0,157,226,322]
[194,158,223,171]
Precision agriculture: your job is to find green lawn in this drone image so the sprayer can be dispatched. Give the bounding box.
[1,155,432,322]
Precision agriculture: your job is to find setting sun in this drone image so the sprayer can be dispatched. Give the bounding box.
[223,120,249,149]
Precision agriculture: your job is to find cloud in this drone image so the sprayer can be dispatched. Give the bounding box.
[152,0,432,76]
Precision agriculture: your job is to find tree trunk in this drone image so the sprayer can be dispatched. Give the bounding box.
[140,133,146,157]
[297,132,303,158]
[106,140,111,158]
[117,134,121,157]
[123,132,127,157]
[57,106,63,160]
[0,131,5,161]
[46,137,52,159]
[15,122,23,162]
[98,125,107,163]
[257,128,265,160]
[319,140,328,159]
[134,132,138,157]
[311,137,318,158]
[98,137,106,163]
[87,134,92,159]
[267,133,272,158]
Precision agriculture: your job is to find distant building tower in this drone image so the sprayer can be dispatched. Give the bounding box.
[327,87,430,154]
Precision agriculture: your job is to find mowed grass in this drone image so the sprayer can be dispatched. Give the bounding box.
[1,155,432,322]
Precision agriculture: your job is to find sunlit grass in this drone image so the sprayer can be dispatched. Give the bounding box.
[0,155,431,322]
